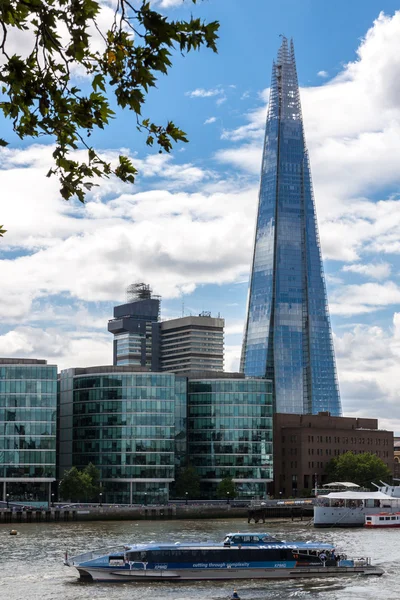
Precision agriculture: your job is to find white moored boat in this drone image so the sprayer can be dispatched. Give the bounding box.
[64,532,384,582]
[314,483,400,527]
[365,513,400,528]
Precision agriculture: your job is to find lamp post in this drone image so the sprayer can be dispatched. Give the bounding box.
[185,491,188,506]
[51,493,54,508]
[99,492,103,507]
[227,491,230,505]
[6,493,9,509]
[144,492,147,506]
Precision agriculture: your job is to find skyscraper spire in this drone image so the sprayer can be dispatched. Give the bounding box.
[241,38,342,416]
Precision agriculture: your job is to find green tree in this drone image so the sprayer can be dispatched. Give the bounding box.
[174,465,201,499]
[0,0,219,210]
[325,452,392,488]
[83,462,101,501]
[59,463,101,502]
[216,477,236,500]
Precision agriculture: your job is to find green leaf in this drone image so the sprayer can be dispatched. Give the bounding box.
[0,139,9,147]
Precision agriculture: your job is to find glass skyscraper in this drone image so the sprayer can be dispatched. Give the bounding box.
[241,38,342,416]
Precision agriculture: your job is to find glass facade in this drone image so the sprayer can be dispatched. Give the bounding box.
[0,361,57,502]
[187,378,273,498]
[241,38,342,416]
[58,368,187,504]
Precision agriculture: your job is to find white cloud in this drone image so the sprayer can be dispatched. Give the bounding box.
[186,88,224,99]
[330,281,400,316]
[317,70,329,78]
[342,261,392,280]
[204,117,217,125]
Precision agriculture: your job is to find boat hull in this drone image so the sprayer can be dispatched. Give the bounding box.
[76,565,384,582]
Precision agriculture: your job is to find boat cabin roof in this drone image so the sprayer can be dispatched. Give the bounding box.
[319,491,392,500]
[124,540,334,552]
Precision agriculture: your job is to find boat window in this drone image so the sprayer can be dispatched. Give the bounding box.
[385,517,391,520]
[379,517,385,521]
[366,517,371,521]
[391,517,396,520]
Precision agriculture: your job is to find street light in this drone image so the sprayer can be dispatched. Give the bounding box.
[227,491,230,505]
[99,492,103,507]
[185,491,188,506]
[144,492,147,506]
[51,493,54,508]
[6,493,9,509]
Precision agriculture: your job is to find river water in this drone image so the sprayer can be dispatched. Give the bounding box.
[0,518,397,600]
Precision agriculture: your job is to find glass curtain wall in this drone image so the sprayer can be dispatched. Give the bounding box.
[187,378,273,498]
[0,362,57,502]
[240,38,341,416]
[59,370,183,504]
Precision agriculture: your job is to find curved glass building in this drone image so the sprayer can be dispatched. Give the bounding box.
[58,366,187,504]
[0,358,57,504]
[240,38,341,416]
[187,374,273,498]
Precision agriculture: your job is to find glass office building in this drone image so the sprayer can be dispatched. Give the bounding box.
[187,375,273,498]
[58,366,186,504]
[0,358,57,503]
[241,38,342,416]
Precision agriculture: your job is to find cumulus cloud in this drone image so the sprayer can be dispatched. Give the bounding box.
[330,282,400,316]
[342,262,392,280]
[317,70,329,78]
[186,88,224,98]
[204,117,217,125]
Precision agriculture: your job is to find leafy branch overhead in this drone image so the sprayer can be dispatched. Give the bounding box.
[0,0,219,202]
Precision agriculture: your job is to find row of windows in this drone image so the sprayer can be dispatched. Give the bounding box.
[0,409,56,423]
[188,394,271,406]
[195,467,271,479]
[0,437,55,450]
[190,431,272,443]
[188,418,272,430]
[73,453,174,466]
[73,414,174,427]
[73,400,175,415]
[0,380,57,394]
[0,395,56,408]
[307,435,390,445]
[188,406,271,417]
[188,443,272,455]
[0,466,56,477]
[0,450,55,464]
[190,455,266,467]
[188,381,271,393]
[72,465,174,479]
[73,440,175,453]
[73,426,174,440]
[2,423,55,436]
[0,367,56,380]
[73,388,177,402]
[71,375,177,390]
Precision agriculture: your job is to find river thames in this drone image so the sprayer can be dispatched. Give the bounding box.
[0,518,397,600]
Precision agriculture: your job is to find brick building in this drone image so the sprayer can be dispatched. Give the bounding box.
[273,412,393,497]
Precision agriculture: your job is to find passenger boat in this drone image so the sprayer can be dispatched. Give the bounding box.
[314,483,400,527]
[64,532,383,581]
[365,513,400,528]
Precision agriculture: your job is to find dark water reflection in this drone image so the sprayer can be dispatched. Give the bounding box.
[0,518,395,600]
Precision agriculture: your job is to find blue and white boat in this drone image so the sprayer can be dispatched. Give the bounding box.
[64,532,383,581]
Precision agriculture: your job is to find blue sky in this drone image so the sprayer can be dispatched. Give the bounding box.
[2,0,400,431]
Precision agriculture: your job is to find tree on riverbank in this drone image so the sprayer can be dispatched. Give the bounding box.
[174,465,201,499]
[216,477,236,500]
[59,463,101,502]
[324,452,392,488]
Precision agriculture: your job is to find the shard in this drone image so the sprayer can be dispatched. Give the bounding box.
[241,38,342,416]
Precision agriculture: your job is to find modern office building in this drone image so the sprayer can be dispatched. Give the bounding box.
[108,283,161,370]
[0,358,57,503]
[187,372,273,498]
[240,37,342,416]
[160,314,224,374]
[58,366,187,504]
[273,412,393,496]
